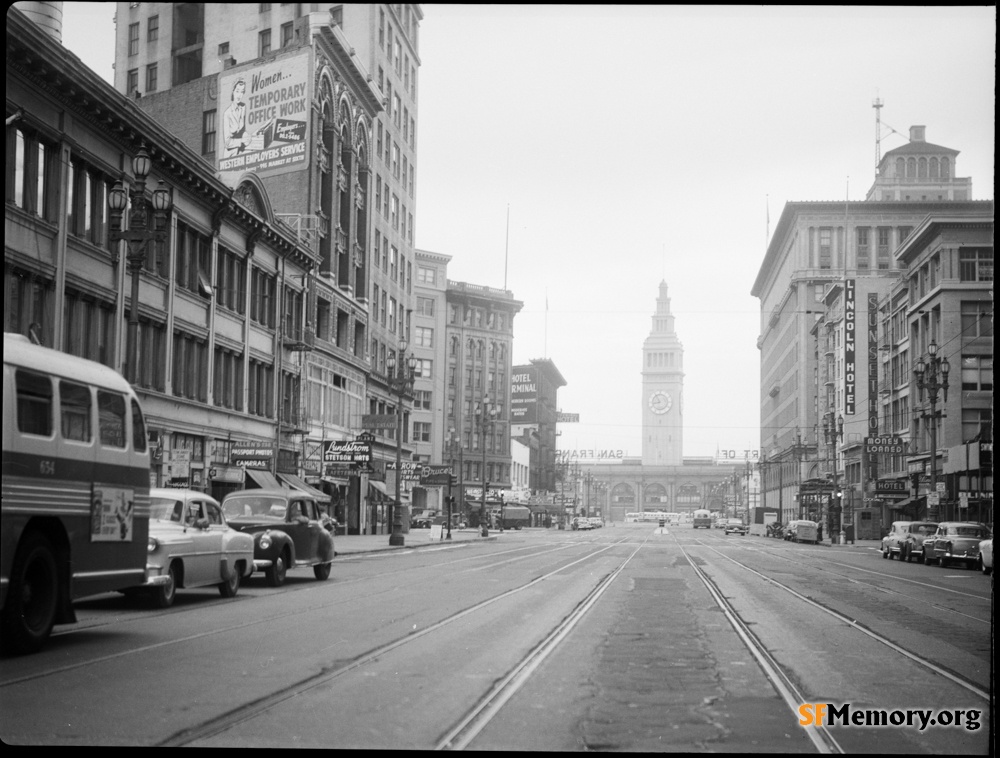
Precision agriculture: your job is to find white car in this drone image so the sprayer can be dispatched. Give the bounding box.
[138,488,256,608]
[979,538,993,575]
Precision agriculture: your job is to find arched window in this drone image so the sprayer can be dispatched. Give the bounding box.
[940,157,950,178]
[895,157,905,178]
[918,157,927,178]
[929,157,939,178]
[906,157,916,177]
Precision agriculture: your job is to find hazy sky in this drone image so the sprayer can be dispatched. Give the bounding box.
[60,4,995,460]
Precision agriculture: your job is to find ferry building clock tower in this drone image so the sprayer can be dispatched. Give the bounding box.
[642,281,684,466]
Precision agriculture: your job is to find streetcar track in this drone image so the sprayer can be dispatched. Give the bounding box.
[3,540,622,688]
[47,541,580,643]
[685,536,990,702]
[675,540,844,754]
[689,536,991,623]
[157,538,633,747]
[716,538,991,601]
[436,536,649,750]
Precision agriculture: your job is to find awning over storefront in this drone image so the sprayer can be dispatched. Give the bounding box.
[244,468,283,490]
[369,480,389,500]
[278,473,331,503]
[888,496,921,514]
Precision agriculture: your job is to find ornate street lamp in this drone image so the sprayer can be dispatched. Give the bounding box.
[446,427,463,540]
[824,412,845,543]
[108,144,172,383]
[913,340,950,520]
[386,341,418,546]
[475,394,499,537]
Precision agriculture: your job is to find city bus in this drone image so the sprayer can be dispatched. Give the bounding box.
[625,511,673,523]
[2,335,151,653]
[692,508,713,529]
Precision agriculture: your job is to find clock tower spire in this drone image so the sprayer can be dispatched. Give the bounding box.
[642,280,684,466]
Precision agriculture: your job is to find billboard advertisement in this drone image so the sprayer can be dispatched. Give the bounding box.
[218,52,310,186]
[510,366,538,424]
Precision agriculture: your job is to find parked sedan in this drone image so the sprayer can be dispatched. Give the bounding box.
[881,521,938,561]
[978,538,992,575]
[222,489,336,587]
[140,488,256,608]
[922,522,992,568]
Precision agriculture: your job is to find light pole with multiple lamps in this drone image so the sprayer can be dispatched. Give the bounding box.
[913,340,950,521]
[823,412,845,543]
[386,341,417,546]
[107,145,172,383]
[446,427,463,540]
[475,394,499,538]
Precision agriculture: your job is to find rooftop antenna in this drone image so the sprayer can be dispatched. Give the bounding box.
[872,94,883,178]
[503,204,510,290]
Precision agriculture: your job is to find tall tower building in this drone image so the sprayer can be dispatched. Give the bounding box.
[110,3,423,533]
[641,282,684,466]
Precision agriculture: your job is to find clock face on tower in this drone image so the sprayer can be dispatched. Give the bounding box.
[648,390,672,415]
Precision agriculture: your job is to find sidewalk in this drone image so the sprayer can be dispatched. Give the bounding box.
[334,527,497,556]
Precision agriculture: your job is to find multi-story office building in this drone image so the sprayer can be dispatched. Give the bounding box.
[444,279,523,523]
[889,207,993,525]
[754,125,990,538]
[6,7,351,513]
[110,4,423,533]
[410,248,451,512]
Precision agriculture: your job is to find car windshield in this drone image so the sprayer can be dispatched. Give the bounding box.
[150,497,183,522]
[909,524,936,535]
[223,496,287,522]
[946,526,988,538]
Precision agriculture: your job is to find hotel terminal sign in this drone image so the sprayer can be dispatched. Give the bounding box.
[510,366,538,423]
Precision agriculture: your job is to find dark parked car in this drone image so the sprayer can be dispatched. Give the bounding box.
[222,489,336,586]
[922,522,991,569]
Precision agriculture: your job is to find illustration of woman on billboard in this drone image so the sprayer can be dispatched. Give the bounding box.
[223,79,254,158]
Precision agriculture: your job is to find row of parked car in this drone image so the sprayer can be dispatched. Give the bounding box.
[138,487,337,608]
[881,520,993,574]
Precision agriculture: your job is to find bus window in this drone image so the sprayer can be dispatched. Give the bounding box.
[131,399,147,452]
[60,381,93,442]
[15,369,53,436]
[97,390,126,448]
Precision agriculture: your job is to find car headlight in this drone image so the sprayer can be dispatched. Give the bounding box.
[259,533,272,550]
[147,537,160,553]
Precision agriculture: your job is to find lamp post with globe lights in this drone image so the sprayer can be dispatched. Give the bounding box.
[824,412,845,543]
[107,145,172,383]
[475,395,499,537]
[913,340,950,520]
[386,341,418,546]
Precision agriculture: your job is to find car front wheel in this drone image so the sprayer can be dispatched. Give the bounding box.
[152,563,178,608]
[219,564,241,598]
[266,551,288,587]
[980,555,991,575]
[313,562,332,581]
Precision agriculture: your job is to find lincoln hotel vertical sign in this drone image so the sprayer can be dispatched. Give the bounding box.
[844,279,856,416]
